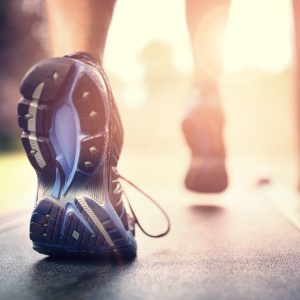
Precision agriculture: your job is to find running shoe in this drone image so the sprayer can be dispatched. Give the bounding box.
[182,83,228,193]
[17,52,169,258]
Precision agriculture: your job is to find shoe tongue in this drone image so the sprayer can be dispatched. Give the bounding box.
[64,51,100,65]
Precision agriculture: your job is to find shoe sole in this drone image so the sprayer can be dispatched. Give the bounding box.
[18,57,136,258]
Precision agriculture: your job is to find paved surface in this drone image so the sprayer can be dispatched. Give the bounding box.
[1,184,300,300]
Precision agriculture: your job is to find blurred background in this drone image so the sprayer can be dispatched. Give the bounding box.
[0,0,298,218]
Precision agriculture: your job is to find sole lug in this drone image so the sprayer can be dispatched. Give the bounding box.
[20,58,74,102]
[21,132,55,171]
[72,73,106,134]
[78,135,104,173]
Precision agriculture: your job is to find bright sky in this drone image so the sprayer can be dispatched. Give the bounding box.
[105,0,294,81]
[224,0,294,73]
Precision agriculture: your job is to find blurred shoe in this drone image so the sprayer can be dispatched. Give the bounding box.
[18,52,169,258]
[182,82,228,193]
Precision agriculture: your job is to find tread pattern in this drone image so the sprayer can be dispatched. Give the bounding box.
[18,59,107,174]
[20,60,73,102]
[72,74,106,134]
[21,132,54,170]
[18,57,136,258]
[79,134,105,173]
[30,199,135,257]
[18,58,74,172]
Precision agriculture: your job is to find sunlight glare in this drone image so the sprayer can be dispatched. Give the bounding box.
[106,0,294,82]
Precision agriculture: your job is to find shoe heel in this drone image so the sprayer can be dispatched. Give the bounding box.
[30,198,136,257]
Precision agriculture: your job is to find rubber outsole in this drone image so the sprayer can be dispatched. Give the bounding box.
[18,57,136,258]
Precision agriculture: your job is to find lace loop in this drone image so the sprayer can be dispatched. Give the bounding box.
[119,174,170,238]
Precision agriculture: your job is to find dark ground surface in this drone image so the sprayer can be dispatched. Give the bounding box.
[0,69,299,300]
[1,185,300,300]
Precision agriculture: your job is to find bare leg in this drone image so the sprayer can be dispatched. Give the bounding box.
[186,0,230,85]
[46,0,116,62]
[182,0,230,193]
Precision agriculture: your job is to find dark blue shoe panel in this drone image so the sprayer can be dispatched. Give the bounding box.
[30,198,136,258]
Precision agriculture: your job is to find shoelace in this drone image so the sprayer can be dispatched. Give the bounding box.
[119,174,171,238]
